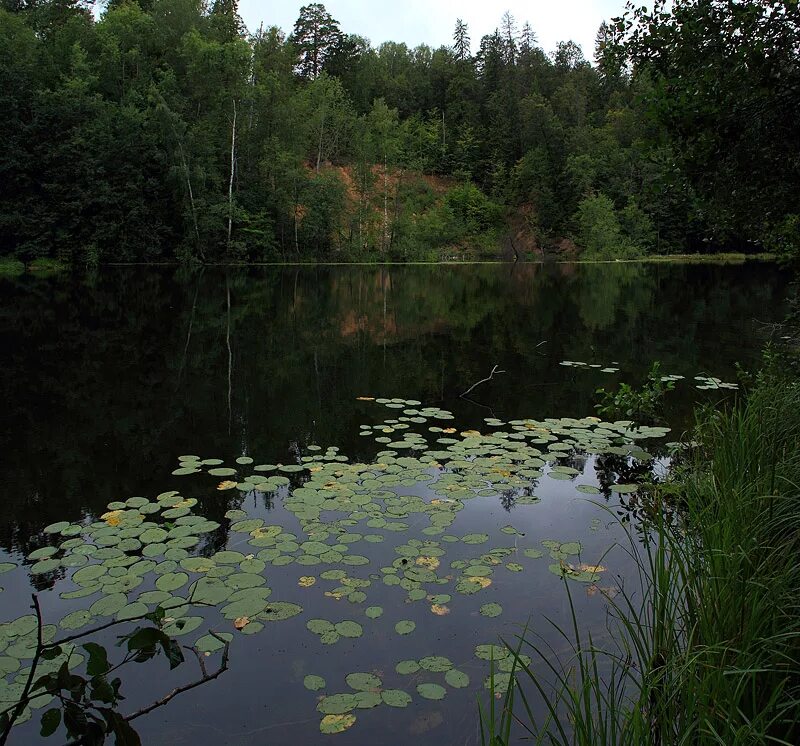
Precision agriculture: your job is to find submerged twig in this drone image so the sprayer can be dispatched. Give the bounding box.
[460,365,506,399]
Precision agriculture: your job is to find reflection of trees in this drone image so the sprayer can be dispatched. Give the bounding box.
[594,453,664,526]
[0,263,788,558]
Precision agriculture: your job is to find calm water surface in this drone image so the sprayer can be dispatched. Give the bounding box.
[0,262,789,744]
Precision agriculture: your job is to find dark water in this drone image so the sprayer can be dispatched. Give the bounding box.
[0,262,789,744]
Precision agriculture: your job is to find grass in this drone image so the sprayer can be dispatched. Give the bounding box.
[482,368,800,745]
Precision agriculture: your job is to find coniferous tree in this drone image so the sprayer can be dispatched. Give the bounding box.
[290,2,342,79]
[453,18,470,61]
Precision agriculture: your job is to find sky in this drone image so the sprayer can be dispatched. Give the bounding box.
[239,0,629,62]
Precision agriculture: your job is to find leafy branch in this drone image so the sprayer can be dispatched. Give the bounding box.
[0,595,230,746]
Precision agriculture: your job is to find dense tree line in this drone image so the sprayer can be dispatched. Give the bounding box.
[0,0,797,264]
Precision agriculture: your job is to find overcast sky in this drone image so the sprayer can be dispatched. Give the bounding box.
[239,0,629,62]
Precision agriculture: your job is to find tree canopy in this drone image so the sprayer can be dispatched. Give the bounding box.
[0,0,796,264]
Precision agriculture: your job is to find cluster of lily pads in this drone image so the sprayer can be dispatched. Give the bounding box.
[560,360,620,373]
[559,360,739,392]
[1,398,671,736]
[694,374,738,390]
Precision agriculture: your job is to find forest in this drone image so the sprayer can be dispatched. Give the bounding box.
[0,0,798,263]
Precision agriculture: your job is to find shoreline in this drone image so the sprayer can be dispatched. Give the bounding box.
[0,253,779,275]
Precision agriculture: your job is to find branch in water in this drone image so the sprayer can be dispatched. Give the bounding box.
[460,365,506,399]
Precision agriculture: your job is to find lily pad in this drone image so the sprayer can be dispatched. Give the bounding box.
[395,620,415,635]
[319,713,356,734]
[445,669,470,688]
[317,693,357,715]
[346,672,381,691]
[381,689,412,708]
[304,675,326,692]
[416,683,446,700]
[334,620,363,638]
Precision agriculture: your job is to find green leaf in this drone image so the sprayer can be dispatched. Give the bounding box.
[394,620,415,635]
[445,668,469,688]
[303,674,326,692]
[40,708,61,737]
[416,682,446,700]
[418,655,452,672]
[82,643,110,676]
[381,689,412,707]
[345,672,381,691]
[395,659,420,675]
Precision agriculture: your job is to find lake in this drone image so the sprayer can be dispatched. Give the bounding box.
[0,261,789,744]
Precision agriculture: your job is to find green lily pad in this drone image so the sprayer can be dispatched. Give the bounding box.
[419,656,452,672]
[480,602,503,618]
[117,602,149,621]
[475,644,509,661]
[334,620,363,638]
[195,632,233,654]
[304,675,326,692]
[155,572,189,593]
[259,602,302,622]
[395,620,415,635]
[365,606,383,619]
[445,669,470,688]
[317,693,357,715]
[395,659,420,675]
[59,610,93,631]
[381,689,412,707]
[307,619,334,634]
[416,683,446,700]
[346,672,381,691]
[89,593,128,618]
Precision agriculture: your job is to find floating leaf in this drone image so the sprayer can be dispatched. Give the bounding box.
[395,620,415,635]
[195,633,232,654]
[317,693,357,715]
[298,576,316,588]
[365,606,383,619]
[381,689,411,708]
[155,572,189,593]
[416,683,446,700]
[475,644,509,661]
[445,669,470,688]
[304,675,326,692]
[419,656,452,672]
[346,672,381,691]
[480,602,503,618]
[319,713,356,734]
[259,602,302,622]
[334,620,363,638]
[395,659,420,675]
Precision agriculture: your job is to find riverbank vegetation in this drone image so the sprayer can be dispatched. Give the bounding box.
[1,0,797,264]
[482,349,800,744]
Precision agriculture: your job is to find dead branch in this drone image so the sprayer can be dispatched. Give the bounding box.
[126,634,230,722]
[460,365,506,399]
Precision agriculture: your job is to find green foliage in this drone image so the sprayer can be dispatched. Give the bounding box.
[482,367,800,746]
[575,193,639,258]
[608,0,800,254]
[0,1,795,261]
[594,361,675,423]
